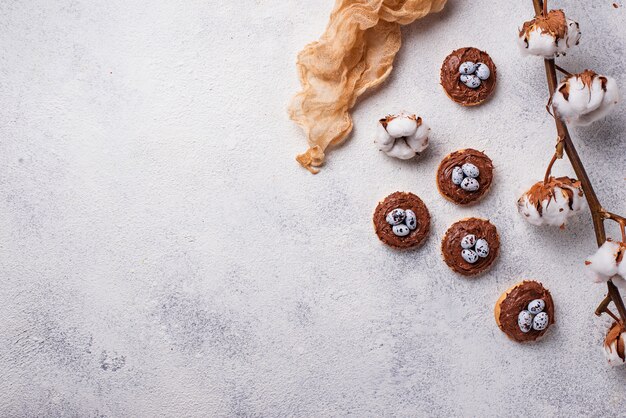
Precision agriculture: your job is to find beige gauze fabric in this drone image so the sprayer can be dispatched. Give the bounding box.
[289,0,447,174]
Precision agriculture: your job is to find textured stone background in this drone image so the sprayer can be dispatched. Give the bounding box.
[1,0,626,416]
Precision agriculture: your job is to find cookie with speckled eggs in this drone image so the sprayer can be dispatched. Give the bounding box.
[437,149,494,205]
[373,192,430,250]
[440,47,497,106]
[441,217,499,276]
[494,281,555,343]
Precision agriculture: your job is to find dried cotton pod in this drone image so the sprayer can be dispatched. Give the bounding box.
[517,176,585,227]
[584,239,626,284]
[518,9,581,58]
[604,322,626,367]
[551,70,619,126]
[375,113,430,160]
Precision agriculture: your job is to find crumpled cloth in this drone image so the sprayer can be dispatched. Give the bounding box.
[289,0,447,173]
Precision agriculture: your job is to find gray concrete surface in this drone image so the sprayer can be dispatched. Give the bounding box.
[1,0,626,416]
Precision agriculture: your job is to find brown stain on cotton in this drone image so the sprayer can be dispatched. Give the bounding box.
[520,9,567,39]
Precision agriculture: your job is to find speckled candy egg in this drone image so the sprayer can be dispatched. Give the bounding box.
[460,74,481,89]
[527,299,545,315]
[451,166,464,185]
[459,61,477,75]
[405,209,417,230]
[460,177,480,192]
[386,208,406,225]
[532,312,549,331]
[392,224,410,237]
[460,234,476,249]
[461,248,479,264]
[474,238,489,258]
[461,163,480,178]
[518,310,534,333]
[474,62,490,80]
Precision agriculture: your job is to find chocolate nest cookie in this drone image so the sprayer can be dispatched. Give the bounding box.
[373,192,430,249]
[494,281,555,343]
[437,149,494,205]
[440,47,497,106]
[441,217,500,276]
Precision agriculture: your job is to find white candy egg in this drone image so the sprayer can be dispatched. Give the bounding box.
[459,61,477,75]
[460,74,481,89]
[451,166,464,185]
[405,209,417,230]
[460,234,476,249]
[474,239,489,258]
[518,310,534,333]
[461,249,479,264]
[460,177,480,192]
[392,224,410,237]
[461,163,480,178]
[386,208,405,226]
[527,299,545,315]
[474,62,490,80]
[532,312,549,331]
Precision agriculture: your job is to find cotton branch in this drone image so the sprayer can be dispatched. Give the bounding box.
[532,0,626,324]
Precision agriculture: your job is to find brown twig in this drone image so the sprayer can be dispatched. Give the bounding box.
[543,136,564,183]
[555,64,572,77]
[595,294,621,323]
[543,153,558,184]
[532,0,626,324]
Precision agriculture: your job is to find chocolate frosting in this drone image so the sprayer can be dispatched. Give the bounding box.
[437,149,493,205]
[497,281,555,343]
[373,192,430,249]
[442,218,499,276]
[440,47,497,106]
[605,322,626,361]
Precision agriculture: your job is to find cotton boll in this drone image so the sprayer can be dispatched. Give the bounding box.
[386,115,418,138]
[584,240,623,283]
[537,184,583,226]
[518,10,580,58]
[405,121,430,153]
[375,122,395,152]
[604,322,626,367]
[552,71,619,126]
[375,114,430,160]
[517,177,585,227]
[563,18,581,51]
[519,27,561,58]
[605,339,626,367]
[573,76,619,126]
[385,139,416,160]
